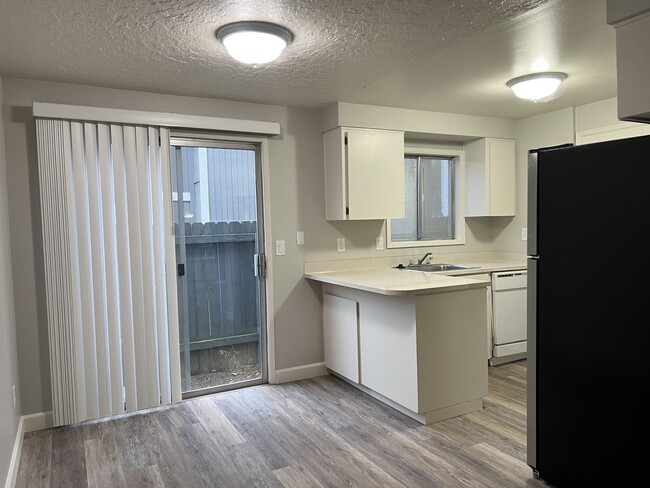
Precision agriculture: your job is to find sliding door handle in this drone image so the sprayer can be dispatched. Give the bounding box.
[254,254,266,278]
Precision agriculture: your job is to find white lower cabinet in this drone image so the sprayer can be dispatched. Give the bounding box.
[323,293,359,383]
[322,283,488,424]
[456,272,493,360]
[358,293,420,413]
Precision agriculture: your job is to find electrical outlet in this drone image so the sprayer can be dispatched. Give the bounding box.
[337,237,346,252]
[12,385,16,410]
[376,236,384,250]
[275,240,285,256]
[522,227,528,241]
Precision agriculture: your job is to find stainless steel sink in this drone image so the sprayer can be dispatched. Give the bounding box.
[398,263,480,272]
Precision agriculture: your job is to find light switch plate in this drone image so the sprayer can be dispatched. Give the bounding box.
[296,231,304,245]
[275,240,285,256]
[376,236,384,250]
[337,237,346,252]
[522,227,528,241]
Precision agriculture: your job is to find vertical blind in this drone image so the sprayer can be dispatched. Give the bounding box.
[36,118,180,426]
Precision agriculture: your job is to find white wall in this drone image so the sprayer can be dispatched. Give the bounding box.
[510,98,650,251]
[325,101,516,138]
[0,75,22,487]
[507,107,576,250]
[575,97,622,132]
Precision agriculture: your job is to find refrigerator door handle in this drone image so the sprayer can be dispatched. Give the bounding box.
[526,257,538,471]
[527,150,538,257]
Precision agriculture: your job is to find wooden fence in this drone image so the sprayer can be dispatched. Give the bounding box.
[175,221,259,353]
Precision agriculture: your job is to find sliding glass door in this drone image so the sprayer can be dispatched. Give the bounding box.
[170,137,267,397]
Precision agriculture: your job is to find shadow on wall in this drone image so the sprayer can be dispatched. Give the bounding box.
[10,105,52,412]
[465,216,498,245]
[328,220,384,252]
[269,108,327,371]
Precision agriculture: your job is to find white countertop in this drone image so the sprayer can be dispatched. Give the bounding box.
[304,258,526,296]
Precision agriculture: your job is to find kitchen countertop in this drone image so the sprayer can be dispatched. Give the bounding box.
[304,258,526,296]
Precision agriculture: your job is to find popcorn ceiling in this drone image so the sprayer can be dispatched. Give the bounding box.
[0,0,548,109]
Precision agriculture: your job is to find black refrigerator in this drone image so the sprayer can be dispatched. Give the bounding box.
[527,135,650,486]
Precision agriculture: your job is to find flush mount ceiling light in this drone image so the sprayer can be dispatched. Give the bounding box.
[506,72,567,101]
[216,21,293,66]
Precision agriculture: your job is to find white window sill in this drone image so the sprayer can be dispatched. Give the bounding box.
[387,237,465,249]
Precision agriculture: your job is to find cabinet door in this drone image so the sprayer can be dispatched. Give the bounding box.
[347,129,404,220]
[359,293,418,412]
[612,13,650,122]
[487,138,516,216]
[323,128,346,220]
[323,293,359,383]
[465,137,515,217]
[458,272,493,360]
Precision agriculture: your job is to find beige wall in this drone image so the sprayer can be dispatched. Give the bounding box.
[0,75,22,485]
[4,76,611,416]
[2,78,513,415]
[2,78,329,414]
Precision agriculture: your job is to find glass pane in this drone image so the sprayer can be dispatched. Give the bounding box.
[390,157,418,241]
[173,144,263,395]
[419,157,454,240]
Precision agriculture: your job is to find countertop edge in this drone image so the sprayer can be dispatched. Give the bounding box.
[303,260,526,295]
[304,271,492,296]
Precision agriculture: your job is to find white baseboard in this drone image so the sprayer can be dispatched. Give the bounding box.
[4,411,54,488]
[272,362,328,384]
[22,411,53,433]
[5,417,24,488]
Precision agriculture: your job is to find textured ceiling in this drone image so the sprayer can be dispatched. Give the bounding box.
[0,0,616,118]
[345,0,617,119]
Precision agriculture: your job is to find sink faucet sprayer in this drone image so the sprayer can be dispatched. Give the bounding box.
[417,252,432,265]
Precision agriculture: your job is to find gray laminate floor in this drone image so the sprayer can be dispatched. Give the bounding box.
[16,360,549,487]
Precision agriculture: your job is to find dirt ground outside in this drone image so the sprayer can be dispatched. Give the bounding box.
[190,363,261,390]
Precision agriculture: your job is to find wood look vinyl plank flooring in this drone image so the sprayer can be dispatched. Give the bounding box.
[16,360,550,488]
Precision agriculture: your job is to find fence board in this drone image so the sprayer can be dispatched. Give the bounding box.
[177,221,258,349]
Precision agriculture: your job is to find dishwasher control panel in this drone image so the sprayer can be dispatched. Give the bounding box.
[492,271,527,289]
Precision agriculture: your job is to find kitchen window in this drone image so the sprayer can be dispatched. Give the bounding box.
[387,147,464,248]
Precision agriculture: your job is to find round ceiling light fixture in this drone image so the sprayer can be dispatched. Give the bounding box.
[216,21,294,66]
[506,72,567,101]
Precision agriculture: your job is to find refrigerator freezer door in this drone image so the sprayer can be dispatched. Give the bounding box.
[527,144,572,258]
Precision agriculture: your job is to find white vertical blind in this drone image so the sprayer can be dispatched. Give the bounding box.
[36,118,80,425]
[36,118,180,426]
[161,128,182,403]
[151,127,172,405]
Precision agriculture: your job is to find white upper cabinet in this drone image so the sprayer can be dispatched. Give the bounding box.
[324,127,405,221]
[607,1,650,123]
[464,137,516,217]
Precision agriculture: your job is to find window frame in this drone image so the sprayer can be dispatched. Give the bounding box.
[386,146,465,249]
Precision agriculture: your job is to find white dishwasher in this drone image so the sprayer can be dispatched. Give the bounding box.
[489,270,527,365]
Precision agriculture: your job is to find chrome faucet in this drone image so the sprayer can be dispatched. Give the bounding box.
[417,252,432,265]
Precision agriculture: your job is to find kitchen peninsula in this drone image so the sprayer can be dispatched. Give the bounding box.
[305,264,492,424]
